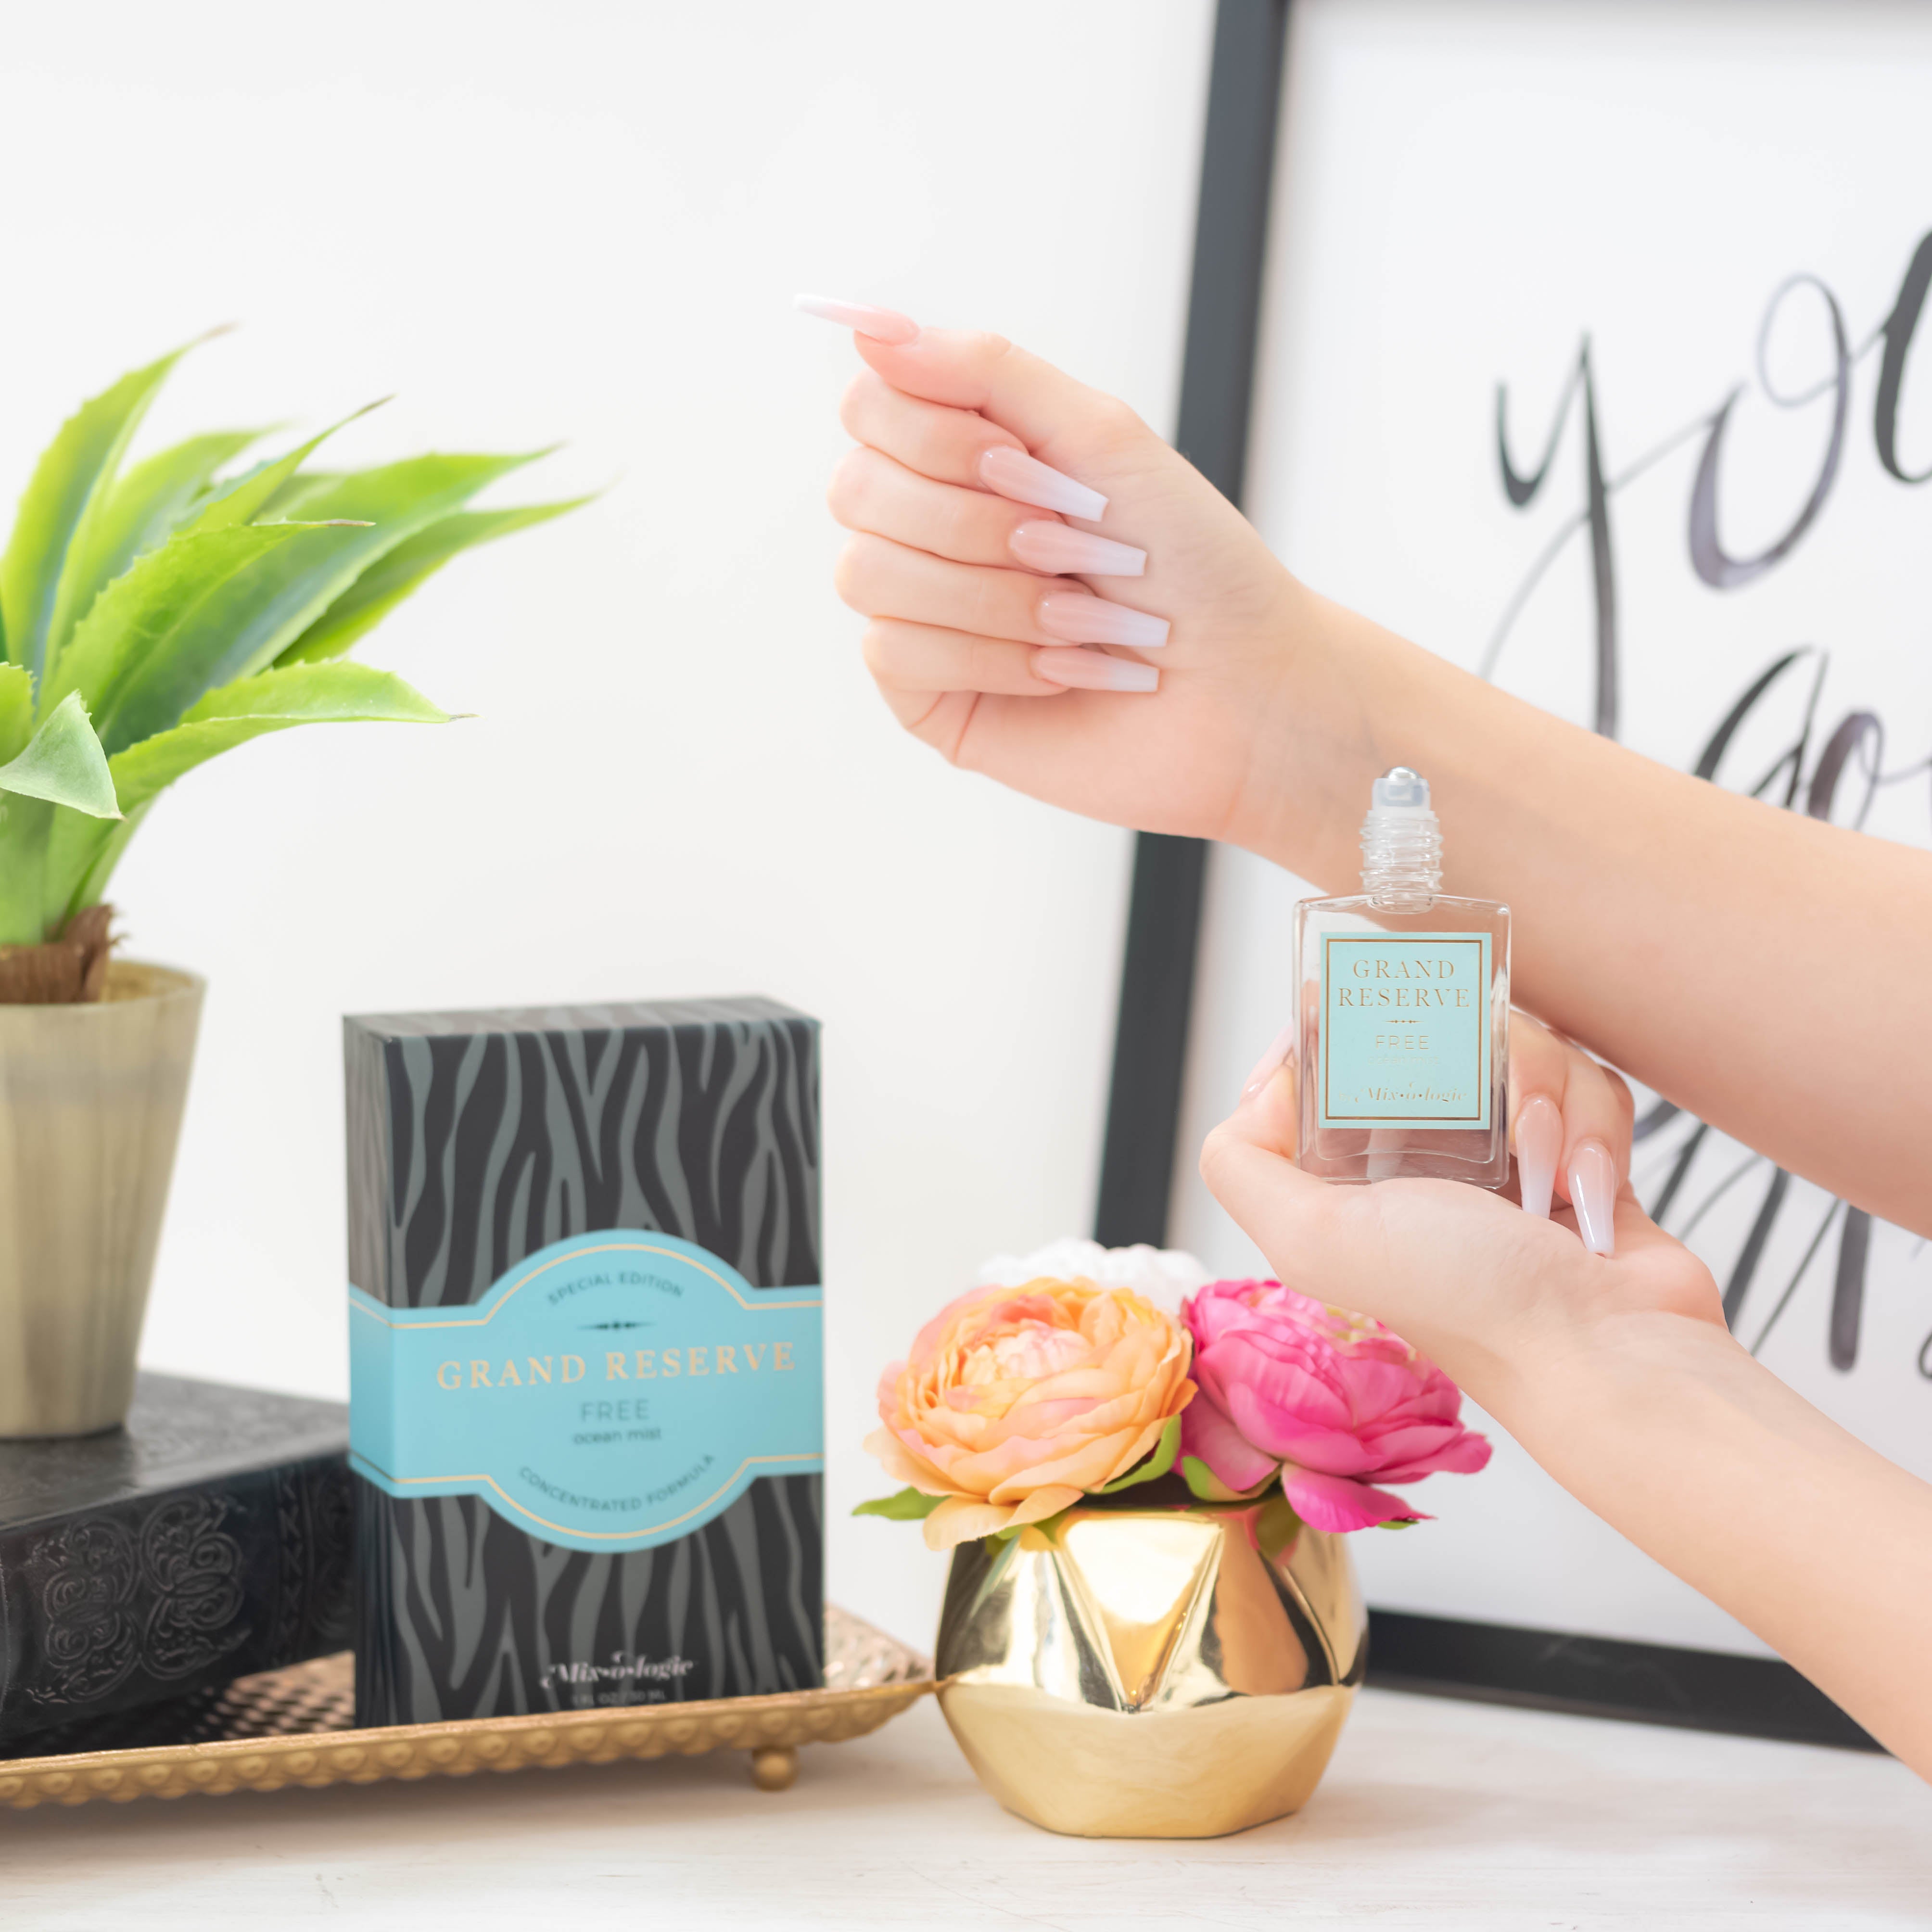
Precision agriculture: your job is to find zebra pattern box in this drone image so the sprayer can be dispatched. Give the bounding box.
[344,997,823,1728]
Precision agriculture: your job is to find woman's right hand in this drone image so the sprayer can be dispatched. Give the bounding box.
[815,303,1319,851]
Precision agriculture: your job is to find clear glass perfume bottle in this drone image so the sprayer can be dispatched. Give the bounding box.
[1293,767,1510,1186]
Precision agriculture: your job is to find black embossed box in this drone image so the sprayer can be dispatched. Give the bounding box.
[0,1373,351,1748]
[345,996,824,1729]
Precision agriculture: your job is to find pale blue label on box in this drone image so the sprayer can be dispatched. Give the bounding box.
[349,1232,822,1553]
[1318,932,1491,1131]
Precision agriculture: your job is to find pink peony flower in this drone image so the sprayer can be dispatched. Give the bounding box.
[1179,1279,1490,1532]
[866,1278,1195,1551]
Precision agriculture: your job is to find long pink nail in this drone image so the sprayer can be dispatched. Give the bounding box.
[793,294,919,345]
[1568,1139,1616,1257]
[979,446,1106,520]
[1242,1024,1295,1102]
[1009,521,1145,577]
[1515,1093,1561,1220]
[1037,592,1169,650]
[1036,650,1158,694]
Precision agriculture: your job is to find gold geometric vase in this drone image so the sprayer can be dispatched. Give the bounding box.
[935,1489,1365,1838]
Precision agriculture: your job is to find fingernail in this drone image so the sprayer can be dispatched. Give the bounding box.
[1241,1024,1295,1103]
[1515,1093,1561,1220]
[979,445,1107,520]
[1009,521,1145,577]
[1567,1139,1616,1257]
[1035,649,1158,694]
[792,293,920,345]
[1037,592,1169,650]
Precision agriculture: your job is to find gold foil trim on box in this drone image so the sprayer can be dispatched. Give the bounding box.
[0,1606,929,1810]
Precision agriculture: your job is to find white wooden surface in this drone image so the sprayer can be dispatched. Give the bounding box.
[2,1690,1924,1929]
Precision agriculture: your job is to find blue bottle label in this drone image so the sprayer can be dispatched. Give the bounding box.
[349,1232,822,1553]
[1317,931,1492,1131]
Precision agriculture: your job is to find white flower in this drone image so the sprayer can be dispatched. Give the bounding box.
[973,1237,1210,1316]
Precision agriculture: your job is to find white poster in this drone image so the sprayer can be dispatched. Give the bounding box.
[1169,0,1932,1655]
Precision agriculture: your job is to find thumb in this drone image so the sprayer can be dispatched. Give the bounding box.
[1198,1062,1363,1294]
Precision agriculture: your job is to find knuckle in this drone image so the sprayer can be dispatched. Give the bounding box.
[832,538,872,610]
[825,448,871,525]
[838,370,883,434]
[1198,1124,1236,1193]
[859,621,894,679]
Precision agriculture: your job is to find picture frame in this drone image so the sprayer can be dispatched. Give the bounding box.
[1096,0,1930,1752]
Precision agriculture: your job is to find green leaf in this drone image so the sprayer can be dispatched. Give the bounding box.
[69,430,268,621]
[41,522,345,733]
[79,452,539,750]
[1255,1493,1305,1564]
[0,691,120,818]
[0,664,31,764]
[1179,1455,1277,1505]
[40,663,448,924]
[2,336,203,687]
[851,1487,944,1521]
[182,400,388,537]
[0,797,54,945]
[114,662,449,814]
[277,497,591,667]
[53,800,149,930]
[1096,1413,1183,1494]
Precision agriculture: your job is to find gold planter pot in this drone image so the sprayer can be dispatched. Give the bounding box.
[0,963,203,1438]
[935,1490,1365,1839]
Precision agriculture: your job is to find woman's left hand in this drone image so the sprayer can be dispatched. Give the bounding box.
[1507,1009,1634,1255]
[1208,1026,1721,1409]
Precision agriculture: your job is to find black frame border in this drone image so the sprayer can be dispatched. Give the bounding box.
[1093,0,1878,1754]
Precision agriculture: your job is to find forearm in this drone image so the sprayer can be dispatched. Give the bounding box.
[1252,585,1932,1233]
[1494,1314,1932,1775]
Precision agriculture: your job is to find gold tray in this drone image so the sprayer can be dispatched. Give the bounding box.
[0,1605,930,1810]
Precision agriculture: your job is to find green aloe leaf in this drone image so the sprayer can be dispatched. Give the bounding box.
[277,497,590,667]
[42,522,347,734]
[1096,1413,1184,1494]
[41,663,448,925]
[2,336,205,687]
[850,1487,944,1521]
[0,799,54,945]
[0,664,30,764]
[80,453,537,750]
[183,400,388,537]
[70,429,268,621]
[114,661,450,813]
[0,691,120,818]
[53,801,150,936]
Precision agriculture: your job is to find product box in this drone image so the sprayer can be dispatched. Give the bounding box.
[344,997,823,1727]
[0,1373,351,1749]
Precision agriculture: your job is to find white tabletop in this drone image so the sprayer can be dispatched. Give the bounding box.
[3,1688,1926,1930]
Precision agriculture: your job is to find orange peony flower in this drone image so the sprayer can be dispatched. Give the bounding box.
[866,1277,1195,1551]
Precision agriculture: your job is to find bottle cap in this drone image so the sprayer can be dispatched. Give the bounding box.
[1371,766,1431,812]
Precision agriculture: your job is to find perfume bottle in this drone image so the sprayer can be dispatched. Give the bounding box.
[1293,768,1510,1186]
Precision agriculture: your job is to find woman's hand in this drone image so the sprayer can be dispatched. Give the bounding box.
[1212,1021,1715,1407]
[1205,1020,1932,1783]
[813,301,1314,848]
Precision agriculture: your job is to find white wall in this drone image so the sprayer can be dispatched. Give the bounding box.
[0,0,1212,1650]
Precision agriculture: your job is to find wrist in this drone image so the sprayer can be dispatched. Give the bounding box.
[1230,583,1442,887]
[1493,1302,1746,1445]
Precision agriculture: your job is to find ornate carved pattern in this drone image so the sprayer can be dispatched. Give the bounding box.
[25,1495,249,1709]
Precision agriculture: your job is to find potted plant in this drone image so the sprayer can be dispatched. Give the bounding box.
[857,1241,1492,1838]
[0,334,580,1437]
